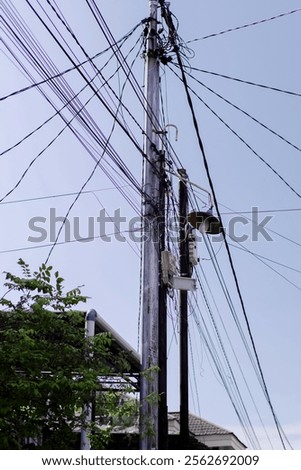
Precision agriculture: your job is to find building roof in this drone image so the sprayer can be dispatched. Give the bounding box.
[169,412,247,449]
[169,412,232,436]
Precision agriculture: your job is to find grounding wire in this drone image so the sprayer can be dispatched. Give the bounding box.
[35,12,149,260]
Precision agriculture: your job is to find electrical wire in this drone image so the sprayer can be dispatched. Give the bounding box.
[181,66,301,98]
[178,67,301,153]
[195,265,275,448]
[22,0,157,174]
[189,285,262,449]
[44,58,140,264]
[228,241,301,291]
[91,191,140,257]
[217,201,301,249]
[187,8,301,43]
[0,228,141,255]
[188,328,201,417]
[169,65,301,200]
[0,25,141,102]
[1,3,151,213]
[1,60,111,157]
[160,2,290,449]
[189,188,295,449]
[83,0,186,175]
[2,0,296,449]
[189,299,259,449]
[0,186,131,206]
[37,0,189,186]
[0,73,116,203]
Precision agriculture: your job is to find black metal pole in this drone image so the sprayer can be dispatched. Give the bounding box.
[179,169,189,449]
[158,153,168,449]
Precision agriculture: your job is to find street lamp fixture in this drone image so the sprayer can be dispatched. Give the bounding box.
[187,210,222,235]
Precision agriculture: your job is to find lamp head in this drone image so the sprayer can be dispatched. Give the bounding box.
[187,210,222,235]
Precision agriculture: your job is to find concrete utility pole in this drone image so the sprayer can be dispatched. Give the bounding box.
[140,0,161,450]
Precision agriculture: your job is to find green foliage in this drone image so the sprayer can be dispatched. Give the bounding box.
[0,259,135,450]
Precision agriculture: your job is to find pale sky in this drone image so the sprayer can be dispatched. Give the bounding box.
[1,0,301,450]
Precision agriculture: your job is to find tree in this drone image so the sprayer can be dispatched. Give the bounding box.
[0,259,136,449]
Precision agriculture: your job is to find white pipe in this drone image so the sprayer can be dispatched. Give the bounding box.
[80,309,96,450]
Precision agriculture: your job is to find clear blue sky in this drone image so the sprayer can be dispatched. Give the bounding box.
[1,0,301,449]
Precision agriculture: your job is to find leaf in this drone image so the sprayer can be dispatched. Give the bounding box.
[0,259,132,450]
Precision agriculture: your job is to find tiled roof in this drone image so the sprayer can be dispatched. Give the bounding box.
[169,412,231,436]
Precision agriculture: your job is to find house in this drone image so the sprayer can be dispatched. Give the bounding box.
[106,412,246,450]
[82,311,246,450]
[168,412,247,450]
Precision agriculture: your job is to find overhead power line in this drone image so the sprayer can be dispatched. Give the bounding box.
[194,266,274,448]
[228,242,301,276]
[187,8,301,43]
[0,228,140,255]
[22,0,149,167]
[178,67,301,153]
[169,66,301,201]
[1,3,152,218]
[0,24,141,102]
[160,1,290,449]
[220,207,301,215]
[0,186,131,206]
[183,67,301,98]
[43,62,142,263]
[0,73,108,203]
[0,64,104,157]
[191,276,262,449]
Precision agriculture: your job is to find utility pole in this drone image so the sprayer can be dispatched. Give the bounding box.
[179,169,190,449]
[158,150,168,450]
[140,0,162,450]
